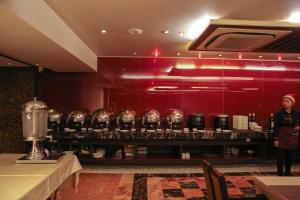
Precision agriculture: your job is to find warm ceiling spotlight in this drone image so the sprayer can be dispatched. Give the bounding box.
[278,55,282,61]
[100,29,107,34]
[35,64,39,66]
[238,53,242,59]
[218,54,222,57]
[133,52,137,55]
[259,55,263,58]
[177,52,181,56]
[122,68,126,71]
[198,53,202,58]
[297,56,300,59]
[161,30,170,34]
[7,62,11,65]
[128,28,143,35]
[288,12,300,23]
[178,31,184,37]
[154,49,159,58]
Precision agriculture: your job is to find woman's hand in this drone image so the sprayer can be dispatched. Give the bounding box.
[274,140,279,147]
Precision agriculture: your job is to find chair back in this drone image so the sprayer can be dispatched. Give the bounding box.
[201,160,215,200]
[211,168,229,200]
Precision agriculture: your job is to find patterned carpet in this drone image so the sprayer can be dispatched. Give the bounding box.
[55,171,300,200]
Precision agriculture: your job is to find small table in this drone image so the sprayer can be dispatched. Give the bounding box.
[254,176,300,200]
[0,153,82,200]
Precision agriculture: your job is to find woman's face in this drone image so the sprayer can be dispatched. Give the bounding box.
[282,97,294,109]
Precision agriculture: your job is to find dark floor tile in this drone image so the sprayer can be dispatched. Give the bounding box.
[163,189,185,198]
[226,181,235,188]
[240,188,257,197]
[186,197,205,200]
[179,181,199,189]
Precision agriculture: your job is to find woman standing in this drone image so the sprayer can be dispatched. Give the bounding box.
[274,94,300,176]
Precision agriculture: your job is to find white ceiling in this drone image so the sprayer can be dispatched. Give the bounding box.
[1,0,300,71]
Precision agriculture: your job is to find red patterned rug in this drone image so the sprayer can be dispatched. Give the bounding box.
[56,172,300,200]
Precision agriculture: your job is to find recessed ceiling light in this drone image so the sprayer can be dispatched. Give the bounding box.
[35,64,39,66]
[288,12,300,23]
[154,49,159,58]
[278,55,282,61]
[122,68,126,71]
[177,52,181,56]
[297,56,300,59]
[178,31,184,37]
[198,53,202,58]
[218,54,222,57]
[133,52,137,55]
[128,28,143,35]
[259,55,263,58]
[161,30,170,34]
[238,53,242,59]
[100,29,107,34]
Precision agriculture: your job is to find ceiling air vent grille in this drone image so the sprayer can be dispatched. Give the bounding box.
[190,26,291,52]
[258,31,300,53]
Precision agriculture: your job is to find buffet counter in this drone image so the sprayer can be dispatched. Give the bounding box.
[0,153,82,200]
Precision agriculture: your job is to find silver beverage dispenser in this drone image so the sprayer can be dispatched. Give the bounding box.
[22,97,48,160]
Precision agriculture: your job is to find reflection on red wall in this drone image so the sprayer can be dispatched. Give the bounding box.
[41,57,300,128]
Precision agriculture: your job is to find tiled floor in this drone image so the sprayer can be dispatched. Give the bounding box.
[56,173,134,200]
[56,163,300,200]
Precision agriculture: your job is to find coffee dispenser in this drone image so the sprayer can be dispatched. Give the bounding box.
[214,114,230,132]
[22,97,48,160]
[188,113,205,130]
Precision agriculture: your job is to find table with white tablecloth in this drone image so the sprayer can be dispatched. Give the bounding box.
[254,176,300,200]
[0,153,82,200]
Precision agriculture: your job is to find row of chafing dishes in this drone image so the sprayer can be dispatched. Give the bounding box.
[47,109,267,140]
[48,109,221,132]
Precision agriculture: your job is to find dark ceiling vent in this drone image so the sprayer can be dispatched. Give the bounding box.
[258,31,300,53]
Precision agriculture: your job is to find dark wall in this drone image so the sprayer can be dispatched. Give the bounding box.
[0,67,35,153]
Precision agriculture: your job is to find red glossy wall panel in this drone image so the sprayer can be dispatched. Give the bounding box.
[41,57,300,128]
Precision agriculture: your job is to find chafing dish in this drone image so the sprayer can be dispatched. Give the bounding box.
[142,109,160,131]
[66,110,87,132]
[48,109,63,132]
[167,109,184,131]
[117,110,136,131]
[91,109,110,130]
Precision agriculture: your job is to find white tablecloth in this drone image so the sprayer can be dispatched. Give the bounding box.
[0,153,82,200]
[254,176,300,200]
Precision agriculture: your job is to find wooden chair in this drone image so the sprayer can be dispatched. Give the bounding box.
[211,167,230,200]
[200,160,215,200]
[201,160,266,200]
